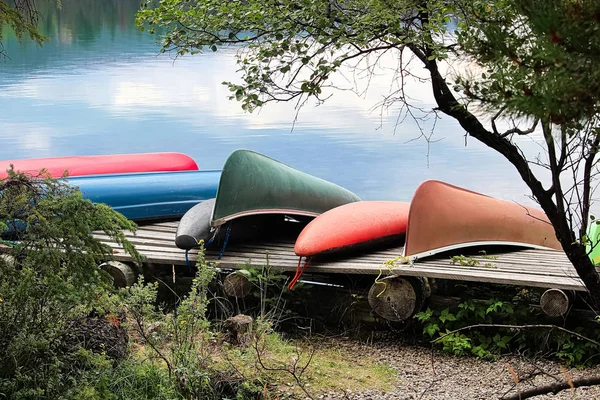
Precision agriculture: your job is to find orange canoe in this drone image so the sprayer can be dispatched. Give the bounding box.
[0,152,198,179]
[403,180,562,259]
[295,201,410,257]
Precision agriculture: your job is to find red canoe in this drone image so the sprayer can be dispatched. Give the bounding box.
[403,180,562,259]
[0,152,198,179]
[295,201,410,257]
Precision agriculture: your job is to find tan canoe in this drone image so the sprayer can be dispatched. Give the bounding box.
[403,180,562,259]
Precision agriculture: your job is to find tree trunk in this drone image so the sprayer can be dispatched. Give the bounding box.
[411,43,600,311]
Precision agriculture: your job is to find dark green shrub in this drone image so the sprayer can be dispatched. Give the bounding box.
[0,170,141,398]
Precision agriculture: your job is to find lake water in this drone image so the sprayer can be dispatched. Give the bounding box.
[0,0,537,204]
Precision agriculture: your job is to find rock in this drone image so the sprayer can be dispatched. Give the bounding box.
[222,314,253,345]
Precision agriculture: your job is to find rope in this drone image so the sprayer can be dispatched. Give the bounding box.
[288,256,311,290]
[206,226,220,246]
[218,225,232,260]
[185,249,191,269]
[288,257,303,290]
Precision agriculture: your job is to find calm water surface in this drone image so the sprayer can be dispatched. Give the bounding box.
[0,0,537,204]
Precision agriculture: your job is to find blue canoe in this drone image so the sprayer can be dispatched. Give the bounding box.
[67,170,221,221]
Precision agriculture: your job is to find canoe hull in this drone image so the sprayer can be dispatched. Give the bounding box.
[176,199,216,249]
[295,201,410,257]
[0,152,198,179]
[69,170,220,221]
[403,180,561,259]
[211,149,360,226]
[176,202,311,249]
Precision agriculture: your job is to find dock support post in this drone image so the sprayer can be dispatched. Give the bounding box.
[100,261,137,288]
[0,254,15,267]
[540,288,571,317]
[223,270,253,298]
[368,276,426,321]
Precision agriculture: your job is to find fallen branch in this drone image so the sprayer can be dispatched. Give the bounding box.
[503,374,600,400]
[431,324,600,347]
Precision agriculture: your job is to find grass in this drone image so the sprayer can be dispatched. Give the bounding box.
[221,332,397,397]
[128,329,397,398]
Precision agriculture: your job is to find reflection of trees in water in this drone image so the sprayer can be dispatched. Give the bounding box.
[1,0,149,69]
[32,0,142,39]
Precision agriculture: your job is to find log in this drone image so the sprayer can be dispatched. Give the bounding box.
[540,288,571,317]
[223,270,253,298]
[368,276,426,321]
[100,261,137,288]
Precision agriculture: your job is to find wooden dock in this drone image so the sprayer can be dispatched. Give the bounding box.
[91,221,587,292]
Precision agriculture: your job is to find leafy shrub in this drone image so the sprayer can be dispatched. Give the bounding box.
[123,244,263,399]
[415,289,600,366]
[0,170,141,398]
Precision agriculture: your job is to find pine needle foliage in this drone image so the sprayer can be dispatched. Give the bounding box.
[455,0,600,125]
[0,169,141,399]
[0,0,47,48]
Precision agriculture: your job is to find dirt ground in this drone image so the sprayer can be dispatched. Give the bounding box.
[313,334,600,400]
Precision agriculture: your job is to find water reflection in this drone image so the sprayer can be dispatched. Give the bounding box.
[0,0,536,204]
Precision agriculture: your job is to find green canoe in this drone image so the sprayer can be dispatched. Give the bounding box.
[587,221,600,265]
[211,149,361,227]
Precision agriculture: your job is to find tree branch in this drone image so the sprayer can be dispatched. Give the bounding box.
[500,119,539,138]
[431,324,600,347]
[503,374,600,400]
[580,132,600,240]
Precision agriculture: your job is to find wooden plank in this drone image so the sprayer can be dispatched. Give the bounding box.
[135,225,181,234]
[100,235,571,268]
[105,244,576,278]
[111,228,572,268]
[18,220,586,292]
[195,254,585,291]
[100,236,580,275]
[139,221,179,229]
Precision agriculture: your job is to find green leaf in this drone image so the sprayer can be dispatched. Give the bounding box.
[235,90,244,101]
[439,308,457,323]
[424,323,440,337]
[415,308,433,322]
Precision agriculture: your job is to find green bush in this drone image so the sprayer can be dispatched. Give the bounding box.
[415,289,600,366]
[66,358,181,400]
[0,170,141,399]
[123,244,265,399]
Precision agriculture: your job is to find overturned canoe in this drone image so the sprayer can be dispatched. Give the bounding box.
[0,152,198,179]
[176,199,216,249]
[403,180,561,259]
[69,170,220,222]
[295,201,410,257]
[176,199,310,250]
[211,149,360,227]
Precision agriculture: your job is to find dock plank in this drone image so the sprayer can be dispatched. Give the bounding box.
[93,221,588,292]
[2,221,587,291]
